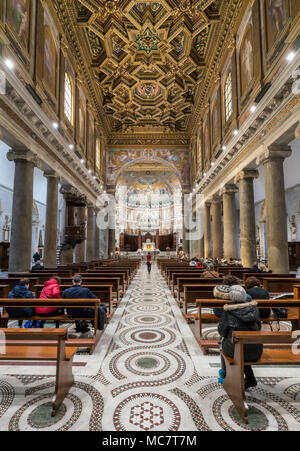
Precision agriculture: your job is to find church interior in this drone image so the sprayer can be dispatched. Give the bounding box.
[0,0,300,432]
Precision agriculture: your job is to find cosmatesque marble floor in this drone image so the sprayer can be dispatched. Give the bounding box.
[1,263,300,431]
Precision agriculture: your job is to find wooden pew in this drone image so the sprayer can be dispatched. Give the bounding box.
[294,285,300,299]
[34,284,113,316]
[242,273,295,281]
[0,285,9,298]
[59,277,122,301]
[166,268,205,287]
[196,298,300,341]
[176,277,224,302]
[0,298,103,354]
[0,278,40,291]
[86,269,130,286]
[0,328,77,417]
[222,331,300,424]
[263,278,297,293]
[9,271,73,281]
[183,284,216,315]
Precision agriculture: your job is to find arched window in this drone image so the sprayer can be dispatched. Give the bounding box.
[96,138,101,170]
[64,73,73,124]
[224,72,233,123]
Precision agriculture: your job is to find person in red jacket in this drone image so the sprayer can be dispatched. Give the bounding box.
[146,253,152,274]
[35,276,61,328]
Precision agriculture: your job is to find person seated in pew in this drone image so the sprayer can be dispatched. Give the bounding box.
[213,276,240,318]
[245,277,271,319]
[35,276,62,328]
[7,279,34,328]
[202,263,219,279]
[31,260,44,271]
[218,285,263,391]
[189,258,198,267]
[248,261,263,273]
[62,274,107,334]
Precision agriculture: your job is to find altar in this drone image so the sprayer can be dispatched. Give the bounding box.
[143,241,155,252]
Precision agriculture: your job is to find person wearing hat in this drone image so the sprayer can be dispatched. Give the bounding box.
[218,285,263,391]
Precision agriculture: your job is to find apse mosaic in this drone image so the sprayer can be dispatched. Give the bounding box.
[107,149,190,186]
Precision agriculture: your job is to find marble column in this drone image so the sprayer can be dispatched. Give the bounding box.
[182,194,191,256]
[221,184,238,260]
[211,194,223,259]
[44,172,59,268]
[86,205,94,262]
[75,206,86,263]
[204,202,212,258]
[93,209,100,260]
[257,145,292,273]
[234,169,259,268]
[7,150,36,272]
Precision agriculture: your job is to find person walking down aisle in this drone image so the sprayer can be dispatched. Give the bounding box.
[146,253,152,274]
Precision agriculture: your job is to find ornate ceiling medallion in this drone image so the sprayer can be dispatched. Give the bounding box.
[136,27,160,54]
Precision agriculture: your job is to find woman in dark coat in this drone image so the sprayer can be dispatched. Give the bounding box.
[218,285,263,390]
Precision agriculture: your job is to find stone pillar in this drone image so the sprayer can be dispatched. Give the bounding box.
[44,172,59,268]
[204,202,212,258]
[75,206,86,262]
[234,169,259,268]
[221,184,238,260]
[211,194,223,259]
[257,146,292,273]
[182,194,190,256]
[86,204,94,262]
[7,150,36,272]
[93,209,100,260]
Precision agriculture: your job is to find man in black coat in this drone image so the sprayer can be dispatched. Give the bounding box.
[62,274,107,332]
[218,285,263,390]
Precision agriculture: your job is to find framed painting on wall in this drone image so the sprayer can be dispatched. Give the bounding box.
[264,0,290,53]
[239,24,254,98]
[44,26,57,98]
[6,0,30,51]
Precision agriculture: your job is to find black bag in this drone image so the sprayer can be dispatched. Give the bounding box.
[269,293,293,331]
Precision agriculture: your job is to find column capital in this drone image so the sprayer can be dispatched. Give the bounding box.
[44,170,60,180]
[220,183,238,196]
[204,200,211,208]
[256,145,292,166]
[7,149,40,167]
[294,121,300,139]
[234,168,259,184]
[211,193,221,204]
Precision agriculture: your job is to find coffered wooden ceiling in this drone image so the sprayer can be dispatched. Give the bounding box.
[55,0,243,143]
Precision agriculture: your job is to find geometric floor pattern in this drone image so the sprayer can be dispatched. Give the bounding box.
[1,263,300,430]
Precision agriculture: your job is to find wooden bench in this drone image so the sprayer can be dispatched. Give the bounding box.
[178,278,223,304]
[196,298,300,352]
[0,328,77,417]
[242,272,295,281]
[294,285,300,299]
[0,298,103,354]
[263,278,297,293]
[222,331,300,424]
[0,285,9,298]
[0,278,40,291]
[59,277,122,300]
[34,284,114,315]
